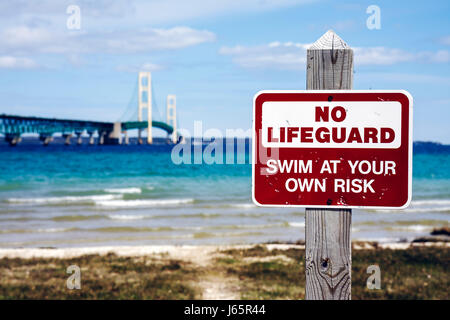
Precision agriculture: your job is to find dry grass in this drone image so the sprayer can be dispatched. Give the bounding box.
[0,253,199,299]
[220,245,449,300]
[0,245,448,300]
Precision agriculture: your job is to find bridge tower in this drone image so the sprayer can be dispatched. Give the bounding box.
[166,95,177,144]
[138,71,152,144]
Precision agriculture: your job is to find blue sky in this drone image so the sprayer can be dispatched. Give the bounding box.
[0,0,449,142]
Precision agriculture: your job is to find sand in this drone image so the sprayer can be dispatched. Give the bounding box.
[0,241,448,260]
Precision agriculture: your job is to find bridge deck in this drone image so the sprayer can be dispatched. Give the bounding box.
[0,114,174,136]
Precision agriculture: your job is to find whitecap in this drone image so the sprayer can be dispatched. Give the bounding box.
[406,206,450,213]
[411,199,450,206]
[104,187,142,194]
[288,222,305,228]
[231,203,257,209]
[390,225,433,232]
[7,194,121,205]
[95,198,194,208]
[107,214,145,220]
[375,205,450,213]
[36,228,72,233]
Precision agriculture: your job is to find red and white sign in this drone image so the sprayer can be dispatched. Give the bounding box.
[252,90,413,209]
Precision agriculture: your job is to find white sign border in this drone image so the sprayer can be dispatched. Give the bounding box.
[251,90,413,210]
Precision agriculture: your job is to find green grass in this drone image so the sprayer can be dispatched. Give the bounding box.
[352,247,449,300]
[222,246,449,300]
[0,246,448,300]
[0,254,199,299]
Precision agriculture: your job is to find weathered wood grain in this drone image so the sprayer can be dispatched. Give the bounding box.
[305,209,352,300]
[307,30,353,90]
[305,30,353,300]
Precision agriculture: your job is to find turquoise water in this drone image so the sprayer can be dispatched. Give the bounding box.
[0,143,449,248]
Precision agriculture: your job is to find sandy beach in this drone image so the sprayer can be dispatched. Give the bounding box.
[0,241,449,260]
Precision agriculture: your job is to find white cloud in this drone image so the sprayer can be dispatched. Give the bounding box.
[0,56,38,69]
[355,47,450,65]
[1,26,54,50]
[0,26,216,55]
[0,0,316,25]
[117,62,164,73]
[220,42,450,70]
[219,42,310,70]
[353,47,415,65]
[0,0,315,69]
[356,72,450,85]
[140,63,164,72]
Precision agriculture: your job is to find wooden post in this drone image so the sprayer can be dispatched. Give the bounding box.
[305,30,353,300]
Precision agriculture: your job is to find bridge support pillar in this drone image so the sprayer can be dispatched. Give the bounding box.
[75,132,83,145]
[88,132,95,145]
[138,129,143,144]
[5,134,21,146]
[39,134,53,146]
[98,132,106,145]
[105,122,122,145]
[138,71,152,144]
[123,131,129,145]
[63,133,72,145]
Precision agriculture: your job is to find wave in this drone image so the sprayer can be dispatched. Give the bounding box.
[36,227,76,233]
[377,206,450,213]
[52,215,104,222]
[387,225,433,232]
[288,222,305,228]
[95,198,194,208]
[6,194,121,205]
[167,213,221,219]
[358,219,448,227]
[103,187,142,194]
[411,199,450,206]
[56,222,286,234]
[107,214,145,220]
[230,203,257,209]
[0,227,76,234]
[406,206,450,213]
[192,231,264,239]
[91,226,174,233]
[352,237,402,243]
[196,223,286,231]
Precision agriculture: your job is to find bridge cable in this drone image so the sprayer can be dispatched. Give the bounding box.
[151,79,163,123]
[118,78,139,122]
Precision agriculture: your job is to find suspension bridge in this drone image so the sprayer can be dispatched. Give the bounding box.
[0,72,179,146]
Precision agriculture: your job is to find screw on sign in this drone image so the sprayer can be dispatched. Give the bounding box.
[251,31,413,300]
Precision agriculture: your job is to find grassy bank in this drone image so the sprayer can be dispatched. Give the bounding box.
[219,245,449,299]
[0,254,199,299]
[0,244,448,300]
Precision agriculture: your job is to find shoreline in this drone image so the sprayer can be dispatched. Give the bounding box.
[0,241,448,260]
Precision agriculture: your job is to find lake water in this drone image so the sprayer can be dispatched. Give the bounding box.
[0,139,449,248]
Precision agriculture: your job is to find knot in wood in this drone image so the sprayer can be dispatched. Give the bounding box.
[321,258,330,271]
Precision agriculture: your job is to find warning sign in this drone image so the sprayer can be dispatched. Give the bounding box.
[252,90,413,209]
